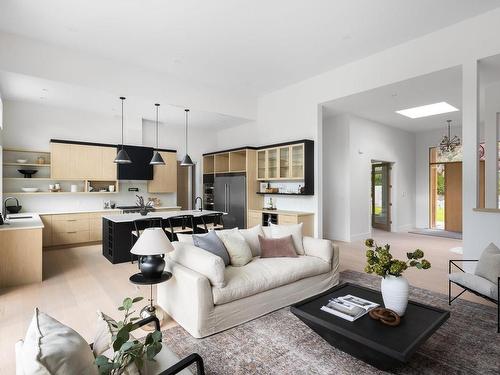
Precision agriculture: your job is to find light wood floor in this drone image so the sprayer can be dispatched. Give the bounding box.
[0,231,491,374]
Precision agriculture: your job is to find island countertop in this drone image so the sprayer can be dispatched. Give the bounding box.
[102,209,224,223]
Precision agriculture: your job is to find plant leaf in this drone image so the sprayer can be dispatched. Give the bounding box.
[123,297,133,310]
[151,330,162,342]
[132,296,144,303]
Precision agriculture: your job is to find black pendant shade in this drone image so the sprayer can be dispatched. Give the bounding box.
[114,96,132,164]
[150,103,165,165]
[150,151,165,165]
[181,108,194,166]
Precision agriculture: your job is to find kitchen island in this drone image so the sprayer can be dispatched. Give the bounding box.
[101,210,223,264]
[0,213,44,288]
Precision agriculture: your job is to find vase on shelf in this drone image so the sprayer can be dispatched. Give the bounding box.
[381,275,409,316]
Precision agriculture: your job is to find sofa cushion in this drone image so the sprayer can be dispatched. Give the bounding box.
[193,230,230,266]
[449,272,498,301]
[239,225,265,256]
[176,233,194,244]
[20,308,98,375]
[270,223,305,255]
[475,242,500,284]
[217,228,253,267]
[212,256,331,305]
[259,235,297,258]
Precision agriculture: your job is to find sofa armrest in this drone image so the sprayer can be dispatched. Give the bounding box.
[168,241,226,287]
[157,261,214,338]
[303,236,337,264]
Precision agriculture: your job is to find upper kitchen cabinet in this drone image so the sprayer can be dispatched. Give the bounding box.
[50,140,117,180]
[147,151,177,193]
[256,140,314,195]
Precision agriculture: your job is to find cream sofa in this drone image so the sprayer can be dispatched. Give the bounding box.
[157,227,339,338]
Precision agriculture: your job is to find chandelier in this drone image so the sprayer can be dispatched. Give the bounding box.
[439,119,460,153]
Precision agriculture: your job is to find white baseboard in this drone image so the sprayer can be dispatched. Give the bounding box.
[350,232,371,242]
[396,224,413,233]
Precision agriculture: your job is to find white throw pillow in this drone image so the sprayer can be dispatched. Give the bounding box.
[21,308,98,375]
[175,233,194,244]
[217,228,253,266]
[239,225,265,257]
[475,242,500,284]
[270,223,305,255]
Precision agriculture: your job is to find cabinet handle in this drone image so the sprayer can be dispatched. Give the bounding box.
[67,231,77,234]
[67,219,77,222]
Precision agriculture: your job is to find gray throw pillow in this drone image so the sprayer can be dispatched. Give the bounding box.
[475,242,500,284]
[193,230,230,266]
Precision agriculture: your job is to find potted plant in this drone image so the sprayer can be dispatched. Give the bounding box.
[95,297,163,374]
[364,239,431,316]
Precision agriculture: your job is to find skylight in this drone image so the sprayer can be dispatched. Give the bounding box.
[396,102,459,119]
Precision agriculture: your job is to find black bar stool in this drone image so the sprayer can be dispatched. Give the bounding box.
[197,212,224,233]
[164,215,195,241]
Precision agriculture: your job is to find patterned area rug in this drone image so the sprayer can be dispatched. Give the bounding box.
[161,270,499,374]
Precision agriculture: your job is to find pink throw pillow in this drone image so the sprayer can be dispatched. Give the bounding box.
[258,235,298,258]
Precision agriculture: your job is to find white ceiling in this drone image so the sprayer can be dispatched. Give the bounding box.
[0,71,250,129]
[0,0,499,97]
[322,66,463,132]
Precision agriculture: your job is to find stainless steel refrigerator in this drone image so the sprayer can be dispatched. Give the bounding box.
[214,175,246,229]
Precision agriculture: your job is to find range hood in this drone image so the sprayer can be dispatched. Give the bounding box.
[117,145,154,180]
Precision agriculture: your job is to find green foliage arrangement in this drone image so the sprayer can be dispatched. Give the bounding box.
[364,238,431,277]
[95,297,163,375]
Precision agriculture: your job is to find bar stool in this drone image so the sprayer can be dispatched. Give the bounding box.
[164,214,195,241]
[197,212,224,233]
[130,217,163,263]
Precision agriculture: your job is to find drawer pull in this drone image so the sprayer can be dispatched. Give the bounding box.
[67,231,77,234]
[67,219,77,222]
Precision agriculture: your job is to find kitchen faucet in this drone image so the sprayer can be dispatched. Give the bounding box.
[195,196,203,211]
[3,196,19,218]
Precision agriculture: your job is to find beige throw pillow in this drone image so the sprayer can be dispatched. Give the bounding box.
[270,222,305,255]
[21,308,98,375]
[475,242,500,284]
[239,225,265,256]
[217,228,253,266]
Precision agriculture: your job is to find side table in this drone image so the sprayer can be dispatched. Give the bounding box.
[129,271,172,331]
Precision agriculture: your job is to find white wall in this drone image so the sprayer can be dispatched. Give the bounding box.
[322,114,416,242]
[2,100,218,212]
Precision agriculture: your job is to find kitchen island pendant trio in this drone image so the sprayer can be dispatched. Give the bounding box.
[150,103,165,165]
[114,96,133,164]
[180,108,194,166]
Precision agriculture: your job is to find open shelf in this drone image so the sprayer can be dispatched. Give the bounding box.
[3,177,81,181]
[214,153,230,173]
[4,191,118,195]
[203,155,215,174]
[256,192,310,196]
[3,163,51,167]
[229,150,246,172]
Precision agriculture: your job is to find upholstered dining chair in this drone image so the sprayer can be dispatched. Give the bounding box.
[448,243,500,332]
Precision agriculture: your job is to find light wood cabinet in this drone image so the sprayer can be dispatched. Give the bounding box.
[257,150,266,179]
[257,143,306,181]
[50,142,117,180]
[290,144,305,178]
[40,215,52,247]
[147,151,177,193]
[248,210,263,227]
[248,209,314,236]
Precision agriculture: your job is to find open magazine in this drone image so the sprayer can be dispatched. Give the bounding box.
[321,294,379,322]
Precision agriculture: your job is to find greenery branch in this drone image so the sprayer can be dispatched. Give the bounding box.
[95,297,163,374]
[364,238,431,278]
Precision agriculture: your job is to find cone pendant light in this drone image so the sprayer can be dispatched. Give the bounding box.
[150,103,165,165]
[114,97,132,164]
[180,108,194,166]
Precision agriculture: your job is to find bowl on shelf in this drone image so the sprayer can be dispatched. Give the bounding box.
[17,169,38,178]
[21,187,39,193]
[6,205,22,214]
[16,159,28,164]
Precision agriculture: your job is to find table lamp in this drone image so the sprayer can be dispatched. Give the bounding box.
[130,228,174,279]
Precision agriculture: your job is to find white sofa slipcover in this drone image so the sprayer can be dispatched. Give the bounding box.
[157,234,339,338]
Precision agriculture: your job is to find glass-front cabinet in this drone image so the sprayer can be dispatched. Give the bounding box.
[279,147,290,178]
[267,148,278,179]
[291,144,304,178]
[257,150,266,179]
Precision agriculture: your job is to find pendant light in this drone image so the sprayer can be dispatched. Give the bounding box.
[180,108,194,166]
[439,119,460,154]
[114,96,132,164]
[150,103,165,165]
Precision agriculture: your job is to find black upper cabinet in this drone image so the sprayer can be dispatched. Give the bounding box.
[117,145,154,180]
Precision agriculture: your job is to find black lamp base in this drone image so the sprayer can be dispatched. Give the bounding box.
[139,255,165,279]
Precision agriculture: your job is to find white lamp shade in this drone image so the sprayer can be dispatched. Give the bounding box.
[130,228,174,255]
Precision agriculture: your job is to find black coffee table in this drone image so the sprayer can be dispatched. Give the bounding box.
[291,283,449,370]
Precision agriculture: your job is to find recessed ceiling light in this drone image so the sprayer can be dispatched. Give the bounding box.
[396,102,459,119]
[42,88,48,92]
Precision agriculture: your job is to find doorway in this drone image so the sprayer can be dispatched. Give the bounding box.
[371,162,391,231]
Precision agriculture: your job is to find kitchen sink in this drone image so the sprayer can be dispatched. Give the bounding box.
[7,215,33,220]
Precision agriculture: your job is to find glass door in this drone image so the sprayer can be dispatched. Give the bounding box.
[257,150,266,179]
[279,146,290,178]
[267,148,278,179]
[291,144,304,178]
[371,163,391,231]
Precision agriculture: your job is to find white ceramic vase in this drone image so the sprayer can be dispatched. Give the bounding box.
[381,275,409,316]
